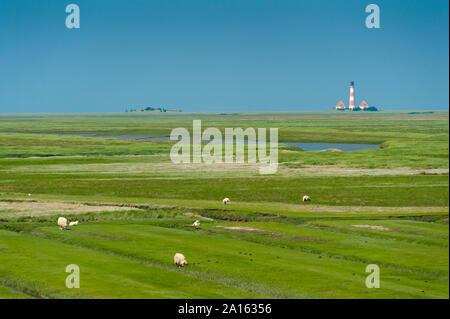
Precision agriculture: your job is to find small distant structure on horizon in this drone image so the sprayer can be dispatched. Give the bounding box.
[348,81,356,110]
[334,81,378,112]
[336,101,346,110]
[359,100,369,109]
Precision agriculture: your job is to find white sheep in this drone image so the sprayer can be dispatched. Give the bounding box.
[302,195,311,202]
[69,221,79,226]
[223,198,230,205]
[174,253,188,267]
[57,217,68,230]
[192,220,200,228]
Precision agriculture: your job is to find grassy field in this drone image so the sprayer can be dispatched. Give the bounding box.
[0,111,448,299]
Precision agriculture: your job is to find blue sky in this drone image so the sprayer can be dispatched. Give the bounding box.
[0,0,448,113]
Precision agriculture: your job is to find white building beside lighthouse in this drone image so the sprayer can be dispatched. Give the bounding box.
[335,101,346,110]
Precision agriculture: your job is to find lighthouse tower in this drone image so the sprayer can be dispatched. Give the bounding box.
[348,81,355,110]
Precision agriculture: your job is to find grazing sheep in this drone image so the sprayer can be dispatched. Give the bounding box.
[27,193,32,197]
[223,198,230,205]
[174,253,188,267]
[57,217,68,230]
[192,220,200,228]
[302,195,311,202]
[69,221,79,226]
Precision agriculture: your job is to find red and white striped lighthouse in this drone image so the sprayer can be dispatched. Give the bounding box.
[348,81,355,110]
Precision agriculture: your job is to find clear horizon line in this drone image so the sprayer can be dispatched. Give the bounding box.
[0,109,449,115]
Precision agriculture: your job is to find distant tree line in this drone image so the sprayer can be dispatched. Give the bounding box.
[336,106,378,112]
[351,106,379,111]
[125,106,182,113]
